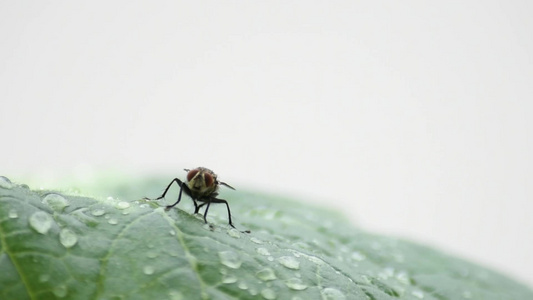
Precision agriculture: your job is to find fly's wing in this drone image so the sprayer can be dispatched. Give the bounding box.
[219,182,235,190]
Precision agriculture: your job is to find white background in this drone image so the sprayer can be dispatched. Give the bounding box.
[1,1,532,288]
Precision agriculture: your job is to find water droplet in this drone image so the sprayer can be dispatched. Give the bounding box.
[53,284,68,298]
[360,275,372,284]
[91,209,105,216]
[378,267,395,280]
[143,265,155,275]
[0,176,13,189]
[222,274,238,284]
[203,223,215,231]
[227,228,241,238]
[29,211,53,234]
[41,194,69,212]
[59,228,78,248]
[256,247,271,256]
[39,274,50,282]
[278,256,300,270]
[321,287,346,300]
[107,218,118,225]
[250,237,263,244]
[289,250,324,265]
[140,204,149,209]
[146,251,158,259]
[351,251,366,261]
[169,230,176,236]
[256,268,277,281]
[168,290,184,300]
[218,251,242,269]
[267,256,274,262]
[396,271,411,285]
[412,290,424,298]
[285,278,307,290]
[260,288,276,300]
[116,201,130,209]
[302,254,324,265]
[249,288,258,296]
[8,209,18,219]
[238,281,248,290]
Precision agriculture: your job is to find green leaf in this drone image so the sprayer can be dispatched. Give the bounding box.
[1,175,532,300]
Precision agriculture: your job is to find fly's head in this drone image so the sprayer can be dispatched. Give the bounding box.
[185,167,219,197]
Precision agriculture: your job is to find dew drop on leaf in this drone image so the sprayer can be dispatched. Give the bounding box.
[238,281,248,290]
[412,290,424,298]
[378,267,395,280]
[108,218,118,225]
[260,288,276,300]
[396,271,411,285]
[42,193,70,212]
[29,211,53,234]
[277,256,300,270]
[227,228,241,238]
[256,247,271,256]
[250,237,263,244]
[143,265,155,275]
[222,274,238,284]
[169,230,176,236]
[59,228,78,248]
[218,250,242,269]
[8,209,18,219]
[53,284,68,298]
[256,268,277,281]
[116,201,130,209]
[301,253,325,265]
[351,251,366,261]
[285,278,307,290]
[321,287,346,300]
[0,176,13,189]
[91,209,106,216]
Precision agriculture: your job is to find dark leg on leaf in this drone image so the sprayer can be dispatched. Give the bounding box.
[202,202,211,224]
[191,199,200,213]
[150,178,183,200]
[165,182,185,210]
[211,198,235,229]
[195,202,208,214]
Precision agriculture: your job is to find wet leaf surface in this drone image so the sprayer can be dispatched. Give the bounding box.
[1,175,532,299]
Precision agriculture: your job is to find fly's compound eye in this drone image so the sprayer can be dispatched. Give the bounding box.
[187,169,199,182]
[204,172,214,187]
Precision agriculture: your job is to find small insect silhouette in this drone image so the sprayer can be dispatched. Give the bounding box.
[146,167,241,230]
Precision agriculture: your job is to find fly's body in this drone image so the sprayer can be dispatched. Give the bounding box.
[147,167,239,229]
[185,167,233,200]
